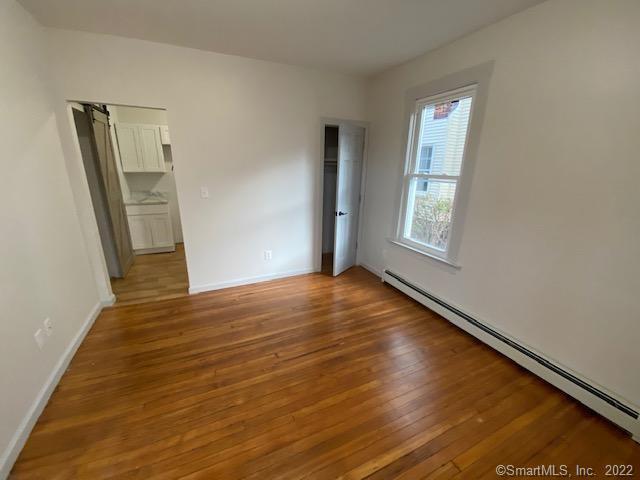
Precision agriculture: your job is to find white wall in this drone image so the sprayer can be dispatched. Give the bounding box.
[360,0,640,408]
[45,29,367,293]
[0,1,103,475]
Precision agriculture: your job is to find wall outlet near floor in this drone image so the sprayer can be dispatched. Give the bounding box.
[34,328,46,349]
[44,317,53,336]
[263,250,273,261]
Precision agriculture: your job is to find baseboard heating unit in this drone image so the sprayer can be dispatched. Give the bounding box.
[382,269,640,442]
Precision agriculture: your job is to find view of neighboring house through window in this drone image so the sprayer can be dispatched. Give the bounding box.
[398,85,475,259]
[418,145,434,172]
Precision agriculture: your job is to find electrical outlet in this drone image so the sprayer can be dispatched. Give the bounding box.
[263,250,272,261]
[44,317,53,336]
[200,186,209,199]
[34,329,46,349]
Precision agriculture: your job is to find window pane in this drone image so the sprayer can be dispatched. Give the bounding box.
[405,178,457,251]
[417,145,433,173]
[413,96,472,176]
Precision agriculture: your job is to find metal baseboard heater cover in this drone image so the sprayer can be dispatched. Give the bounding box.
[383,269,638,420]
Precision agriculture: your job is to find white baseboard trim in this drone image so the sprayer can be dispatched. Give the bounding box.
[188,268,316,295]
[357,262,382,278]
[0,301,105,479]
[101,293,116,307]
[382,270,640,442]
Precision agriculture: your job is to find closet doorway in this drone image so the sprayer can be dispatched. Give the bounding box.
[320,123,366,276]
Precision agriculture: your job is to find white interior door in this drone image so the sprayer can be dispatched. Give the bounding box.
[333,124,365,276]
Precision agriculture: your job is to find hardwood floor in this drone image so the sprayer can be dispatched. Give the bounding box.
[11,268,640,479]
[110,243,189,306]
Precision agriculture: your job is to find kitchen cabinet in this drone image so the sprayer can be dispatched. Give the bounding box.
[128,215,153,250]
[160,125,171,145]
[148,214,173,247]
[125,203,175,253]
[115,123,166,173]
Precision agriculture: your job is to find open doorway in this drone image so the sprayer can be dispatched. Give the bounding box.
[320,123,366,276]
[321,126,338,274]
[71,103,189,305]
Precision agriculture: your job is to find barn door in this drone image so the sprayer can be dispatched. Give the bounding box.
[87,106,134,277]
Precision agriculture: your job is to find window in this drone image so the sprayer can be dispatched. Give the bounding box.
[397,85,475,260]
[418,145,433,173]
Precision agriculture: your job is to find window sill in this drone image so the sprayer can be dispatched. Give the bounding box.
[387,239,461,269]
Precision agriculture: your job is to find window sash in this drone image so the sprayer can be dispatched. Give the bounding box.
[403,178,458,251]
[398,85,476,259]
[417,145,433,173]
[405,173,460,181]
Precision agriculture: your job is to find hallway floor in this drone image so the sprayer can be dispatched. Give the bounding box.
[110,243,189,306]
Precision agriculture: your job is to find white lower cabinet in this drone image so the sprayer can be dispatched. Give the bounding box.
[148,214,173,247]
[128,215,153,250]
[126,204,175,253]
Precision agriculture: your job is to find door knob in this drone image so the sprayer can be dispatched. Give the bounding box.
[336,211,347,216]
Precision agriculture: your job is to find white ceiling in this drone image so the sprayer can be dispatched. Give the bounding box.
[19,0,545,75]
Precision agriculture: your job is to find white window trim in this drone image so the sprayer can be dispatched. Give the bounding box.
[388,238,461,268]
[395,84,478,264]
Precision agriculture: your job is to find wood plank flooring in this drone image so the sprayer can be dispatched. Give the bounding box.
[11,267,640,479]
[110,243,189,306]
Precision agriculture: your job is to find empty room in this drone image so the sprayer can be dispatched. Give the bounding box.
[1,0,639,478]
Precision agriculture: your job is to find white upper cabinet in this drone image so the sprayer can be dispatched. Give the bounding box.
[115,123,143,172]
[160,125,171,145]
[138,125,165,171]
[115,123,166,173]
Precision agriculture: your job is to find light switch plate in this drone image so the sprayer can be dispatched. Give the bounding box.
[200,186,209,199]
